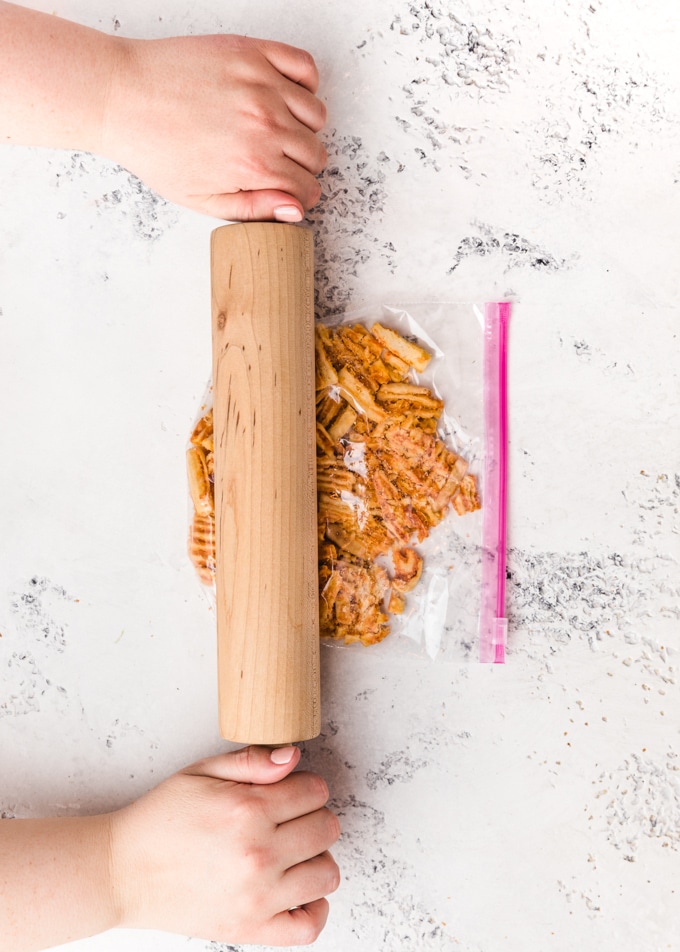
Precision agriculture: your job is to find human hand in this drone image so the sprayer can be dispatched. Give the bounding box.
[108,745,340,946]
[102,34,328,221]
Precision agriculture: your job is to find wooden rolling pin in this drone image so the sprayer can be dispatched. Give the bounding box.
[210,222,320,745]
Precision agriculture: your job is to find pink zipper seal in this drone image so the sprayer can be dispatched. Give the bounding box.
[480,302,510,663]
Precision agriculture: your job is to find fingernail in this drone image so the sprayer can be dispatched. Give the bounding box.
[273,205,303,222]
[270,745,297,764]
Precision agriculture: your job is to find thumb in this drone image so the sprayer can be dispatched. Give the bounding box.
[193,189,305,223]
[184,744,301,785]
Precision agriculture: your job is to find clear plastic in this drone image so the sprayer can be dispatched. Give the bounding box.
[186,302,510,662]
[480,302,510,663]
[315,303,510,661]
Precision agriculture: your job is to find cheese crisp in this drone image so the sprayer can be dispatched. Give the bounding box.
[187,321,480,648]
[316,322,479,646]
[187,409,216,586]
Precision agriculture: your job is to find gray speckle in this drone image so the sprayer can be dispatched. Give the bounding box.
[104,719,156,754]
[51,152,179,241]
[9,576,75,653]
[389,3,516,94]
[366,749,429,790]
[310,132,398,315]
[557,879,603,918]
[448,223,569,274]
[590,749,680,856]
[623,471,680,545]
[366,726,470,790]
[95,173,177,241]
[332,795,463,951]
[507,547,680,650]
[360,1,517,173]
[529,52,673,202]
[0,651,42,717]
[558,333,637,377]
[0,578,74,718]
[0,650,61,719]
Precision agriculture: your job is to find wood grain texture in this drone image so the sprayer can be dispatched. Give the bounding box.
[211,223,320,744]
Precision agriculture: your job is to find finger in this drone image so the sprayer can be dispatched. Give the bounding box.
[190,154,322,219]
[281,123,328,177]
[279,81,327,134]
[193,189,306,223]
[255,771,331,825]
[220,158,321,212]
[268,155,322,209]
[279,852,341,909]
[276,808,341,867]
[255,39,320,93]
[235,97,326,191]
[182,744,301,784]
[261,898,330,947]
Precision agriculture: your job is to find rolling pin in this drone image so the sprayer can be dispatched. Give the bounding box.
[210,222,320,745]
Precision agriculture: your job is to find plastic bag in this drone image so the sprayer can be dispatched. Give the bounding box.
[186,393,216,589]
[186,302,510,663]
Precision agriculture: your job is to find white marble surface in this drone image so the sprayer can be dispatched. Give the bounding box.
[1,1,679,950]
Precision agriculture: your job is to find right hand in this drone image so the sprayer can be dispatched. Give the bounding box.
[108,745,341,946]
[102,34,328,222]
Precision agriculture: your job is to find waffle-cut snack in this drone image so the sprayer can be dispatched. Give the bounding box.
[188,321,481,648]
[187,410,216,584]
[187,445,213,517]
[318,543,390,646]
[317,321,480,646]
[189,511,216,585]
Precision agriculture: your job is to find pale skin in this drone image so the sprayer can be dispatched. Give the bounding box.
[0,1,328,220]
[0,746,341,949]
[0,3,338,948]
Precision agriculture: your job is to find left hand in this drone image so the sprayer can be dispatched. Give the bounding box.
[101,33,328,221]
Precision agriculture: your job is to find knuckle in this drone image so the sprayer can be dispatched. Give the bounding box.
[239,45,269,77]
[240,744,256,772]
[317,99,328,127]
[231,792,266,827]
[296,47,317,77]
[237,147,273,183]
[328,861,341,893]
[241,88,280,130]
[309,142,327,176]
[224,33,253,53]
[299,918,324,945]
[242,842,273,876]
[301,178,322,210]
[311,773,330,802]
[255,110,280,137]
[248,107,277,137]
[183,756,207,776]
[298,770,328,801]
[318,141,329,168]
[222,744,256,781]
[327,810,341,842]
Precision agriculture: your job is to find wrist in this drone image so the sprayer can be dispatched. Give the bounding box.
[0,4,126,155]
[101,812,127,931]
[81,32,131,158]
[106,804,150,930]
[0,814,122,949]
[98,35,140,166]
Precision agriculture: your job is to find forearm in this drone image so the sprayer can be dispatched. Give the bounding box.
[0,814,118,951]
[0,1,121,153]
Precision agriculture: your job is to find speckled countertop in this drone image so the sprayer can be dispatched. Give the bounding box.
[1,1,679,951]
